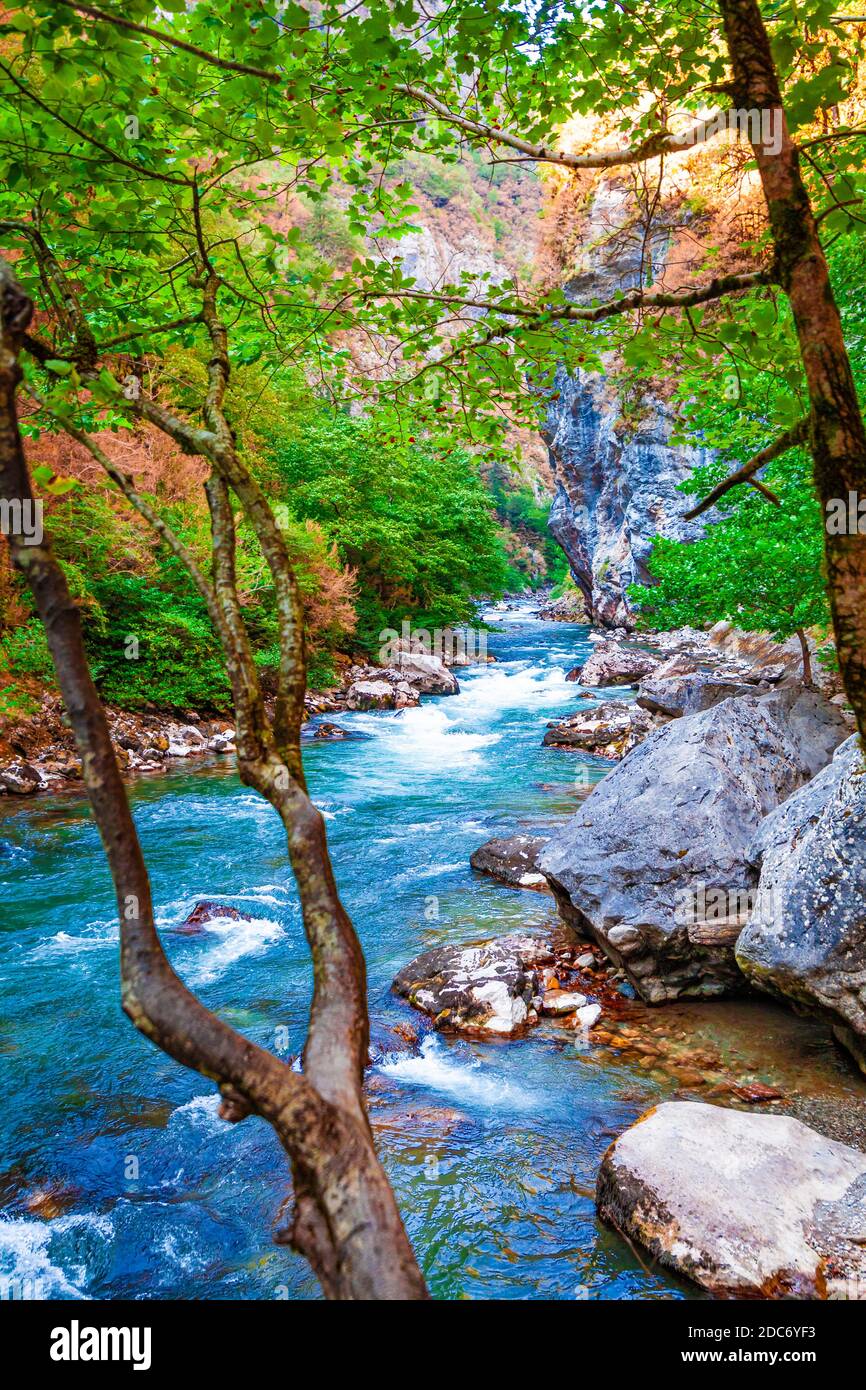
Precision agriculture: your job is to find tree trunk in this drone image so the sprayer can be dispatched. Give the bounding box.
[719,0,866,739]
[0,261,428,1301]
[795,627,813,687]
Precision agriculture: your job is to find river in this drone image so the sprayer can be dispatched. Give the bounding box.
[1,605,863,1300]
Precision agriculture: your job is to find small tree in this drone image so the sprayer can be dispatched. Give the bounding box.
[630,450,830,684]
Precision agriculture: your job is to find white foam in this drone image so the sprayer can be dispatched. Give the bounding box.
[0,1213,112,1299]
[169,1092,223,1131]
[379,1035,538,1110]
[180,913,285,986]
[34,920,117,958]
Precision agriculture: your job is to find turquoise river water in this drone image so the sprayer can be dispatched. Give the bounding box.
[1,606,863,1300]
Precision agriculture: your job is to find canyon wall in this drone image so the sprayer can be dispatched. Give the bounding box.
[541,158,755,627]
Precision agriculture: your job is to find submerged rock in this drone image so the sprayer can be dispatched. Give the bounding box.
[469,834,550,891]
[569,641,660,688]
[174,901,254,935]
[597,1102,866,1298]
[736,736,866,1074]
[539,687,848,1003]
[393,933,558,1036]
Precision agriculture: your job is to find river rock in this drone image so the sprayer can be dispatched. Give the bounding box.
[391,650,459,695]
[736,736,866,1073]
[469,834,550,890]
[637,673,771,718]
[543,699,657,759]
[569,642,660,688]
[597,1102,866,1298]
[539,686,848,1002]
[345,678,403,711]
[0,761,44,794]
[393,933,558,1035]
[541,989,587,1015]
[174,901,255,935]
[535,590,589,622]
[207,729,237,754]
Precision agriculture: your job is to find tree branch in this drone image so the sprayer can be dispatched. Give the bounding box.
[0,61,190,188]
[399,84,731,170]
[60,3,284,82]
[392,271,771,384]
[2,255,428,1300]
[683,417,809,518]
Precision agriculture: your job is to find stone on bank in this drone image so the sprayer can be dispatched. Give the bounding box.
[597,1102,866,1298]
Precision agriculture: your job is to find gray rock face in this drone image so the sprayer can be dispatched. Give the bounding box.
[637,673,772,718]
[597,1102,866,1298]
[544,370,710,628]
[393,933,557,1035]
[541,174,716,629]
[539,687,848,1002]
[345,678,414,711]
[736,736,866,1074]
[570,640,660,687]
[469,834,550,891]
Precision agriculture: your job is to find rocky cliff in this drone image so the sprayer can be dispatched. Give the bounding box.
[544,368,710,627]
[541,157,755,627]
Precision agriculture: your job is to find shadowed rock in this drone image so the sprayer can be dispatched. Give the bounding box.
[737,735,866,1074]
[469,834,550,890]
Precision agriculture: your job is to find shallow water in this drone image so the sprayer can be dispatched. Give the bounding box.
[0,606,863,1300]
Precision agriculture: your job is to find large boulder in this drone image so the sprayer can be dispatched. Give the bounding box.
[469,834,550,891]
[637,672,771,718]
[597,1102,866,1298]
[345,677,419,711]
[569,641,660,688]
[736,736,866,1074]
[391,651,460,696]
[539,687,848,1002]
